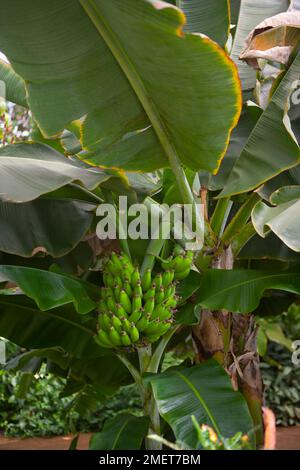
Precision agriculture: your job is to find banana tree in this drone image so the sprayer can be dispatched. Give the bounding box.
[0,0,300,450]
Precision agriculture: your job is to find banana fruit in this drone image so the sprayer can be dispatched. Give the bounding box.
[95,247,193,349]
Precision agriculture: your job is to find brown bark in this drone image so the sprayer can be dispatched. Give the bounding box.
[192,246,264,445]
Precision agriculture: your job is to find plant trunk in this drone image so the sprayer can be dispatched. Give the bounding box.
[192,247,264,446]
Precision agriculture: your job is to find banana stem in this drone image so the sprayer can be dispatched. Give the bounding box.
[148,325,180,373]
[137,347,162,450]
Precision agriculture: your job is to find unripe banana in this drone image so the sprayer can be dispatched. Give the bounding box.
[144,297,155,315]
[155,286,165,304]
[110,252,123,271]
[111,314,122,333]
[124,281,133,298]
[165,284,176,299]
[134,282,143,298]
[121,331,132,346]
[146,320,172,337]
[103,272,114,289]
[151,304,165,320]
[96,330,114,348]
[129,323,140,343]
[143,318,161,335]
[129,308,142,324]
[119,252,132,268]
[115,276,123,289]
[131,267,141,287]
[120,289,131,314]
[147,334,161,343]
[106,259,120,276]
[132,294,142,312]
[120,317,131,334]
[164,296,178,309]
[113,284,121,302]
[158,307,172,322]
[122,263,134,280]
[153,273,162,291]
[115,303,127,319]
[174,255,192,273]
[106,296,116,313]
[136,314,151,332]
[109,326,122,347]
[162,270,174,287]
[99,313,111,331]
[174,267,191,280]
[141,268,152,292]
[143,283,156,301]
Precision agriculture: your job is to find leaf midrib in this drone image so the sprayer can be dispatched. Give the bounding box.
[0,299,94,336]
[175,370,222,437]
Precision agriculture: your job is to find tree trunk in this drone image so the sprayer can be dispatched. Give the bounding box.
[192,247,264,445]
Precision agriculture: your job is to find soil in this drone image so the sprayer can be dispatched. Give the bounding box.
[0,428,299,450]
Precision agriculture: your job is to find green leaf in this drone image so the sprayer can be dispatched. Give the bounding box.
[239,232,300,261]
[176,270,202,302]
[0,0,241,173]
[0,199,95,257]
[207,104,262,191]
[270,185,300,204]
[0,58,27,107]
[257,328,268,356]
[265,323,293,351]
[231,0,289,90]
[230,0,241,27]
[90,413,149,450]
[175,302,199,326]
[220,53,300,197]
[151,361,254,448]
[177,0,230,47]
[5,347,70,372]
[0,265,97,314]
[0,142,109,202]
[252,186,300,252]
[196,268,300,313]
[0,296,99,358]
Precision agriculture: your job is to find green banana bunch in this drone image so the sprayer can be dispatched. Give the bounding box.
[95,251,180,349]
[161,246,193,280]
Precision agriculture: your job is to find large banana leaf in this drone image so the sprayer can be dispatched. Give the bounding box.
[90,414,149,450]
[0,143,109,203]
[0,265,97,314]
[150,361,254,448]
[205,103,262,191]
[177,0,230,46]
[196,267,300,313]
[0,0,241,173]
[239,232,300,262]
[0,199,95,257]
[231,0,289,90]
[0,59,27,107]
[220,53,300,197]
[252,186,300,252]
[0,296,98,358]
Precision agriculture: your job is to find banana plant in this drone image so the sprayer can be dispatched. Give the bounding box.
[0,0,300,450]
